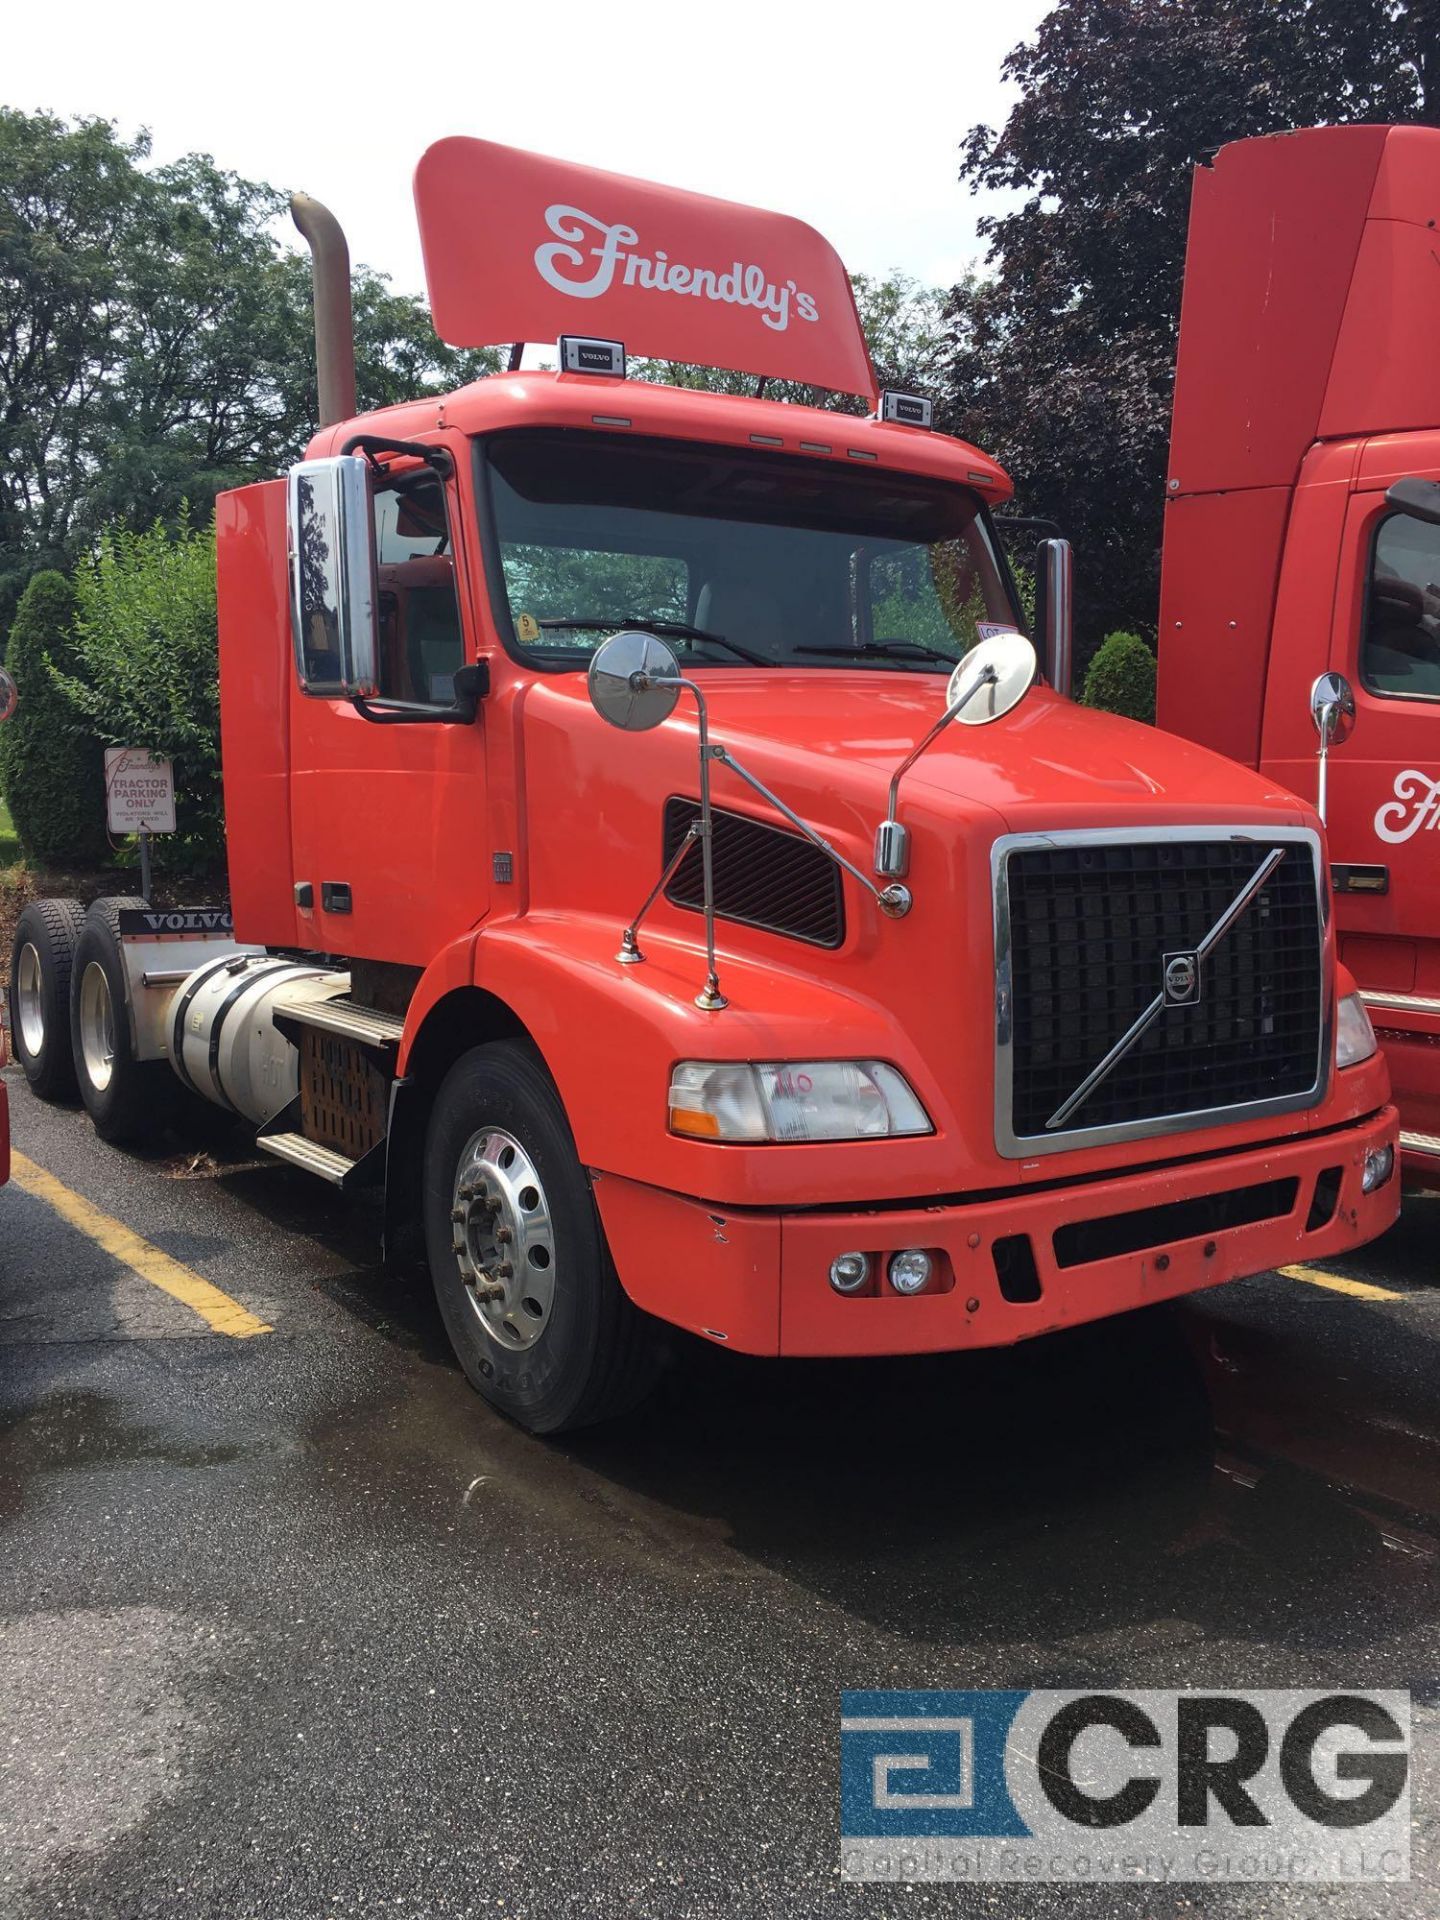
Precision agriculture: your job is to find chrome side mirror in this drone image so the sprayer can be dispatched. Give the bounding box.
[588,631,683,731]
[287,456,380,698]
[1309,670,1355,824]
[1036,537,1073,697]
[875,632,1038,879]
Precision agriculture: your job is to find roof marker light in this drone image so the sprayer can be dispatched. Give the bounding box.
[799,441,832,454]
[749,433,784,447]
[558,335,626,377]
[878,390,933,429]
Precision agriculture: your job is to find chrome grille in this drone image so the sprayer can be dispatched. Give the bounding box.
[997,830,1326,1153]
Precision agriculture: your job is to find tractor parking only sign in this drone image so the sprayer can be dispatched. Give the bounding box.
[105,748,176,834]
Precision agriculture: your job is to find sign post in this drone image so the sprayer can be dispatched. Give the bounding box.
[104,749,176,904]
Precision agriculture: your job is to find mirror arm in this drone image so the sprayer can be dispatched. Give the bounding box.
[617,822,704,967]
[874,665,999,879]
[708,744,912,919]
[348,661,488,726]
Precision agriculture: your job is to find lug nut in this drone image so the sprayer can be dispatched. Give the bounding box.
[450,1205,467,1224]
[472,1280,505,1302]
[495,1225,513,1244]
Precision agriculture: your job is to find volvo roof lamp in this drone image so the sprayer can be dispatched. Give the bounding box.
[558,336,627,378]
[877,390,934,429]
[875,632,1038,880]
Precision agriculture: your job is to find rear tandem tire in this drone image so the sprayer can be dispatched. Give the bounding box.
[9,898,86,1100]
[69,897,176,1145]
[423,1041,662,1435]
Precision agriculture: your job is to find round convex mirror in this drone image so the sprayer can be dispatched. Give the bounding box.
[944,631,1037,726]
[1309,671,1356,745]
[588,631,683,731]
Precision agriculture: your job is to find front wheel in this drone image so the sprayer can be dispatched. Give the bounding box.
[423,1041,661,1434]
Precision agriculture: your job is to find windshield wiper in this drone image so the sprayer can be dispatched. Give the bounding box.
[536,615,772,666]
[793,639,962,666]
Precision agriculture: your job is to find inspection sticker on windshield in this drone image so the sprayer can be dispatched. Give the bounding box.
[516,612,541,642]
[840,1689,1410,1883]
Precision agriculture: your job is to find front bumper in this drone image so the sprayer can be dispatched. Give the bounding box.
[593,1104,1400,1356]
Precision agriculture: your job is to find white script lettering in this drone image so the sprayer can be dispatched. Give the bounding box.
[533,204,821,333]
[1374,768,1440,844]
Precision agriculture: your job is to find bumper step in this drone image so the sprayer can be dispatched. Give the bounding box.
[1400,1129,1440,1162]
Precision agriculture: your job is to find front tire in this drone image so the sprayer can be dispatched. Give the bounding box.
[69,898,175,1144]
[10,898,86,1099]
[423,1041,660,1434]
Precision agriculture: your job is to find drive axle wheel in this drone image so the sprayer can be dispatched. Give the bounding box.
[69,898,174,1144]
[424,1041,661,1434]
[9,898,85,1099]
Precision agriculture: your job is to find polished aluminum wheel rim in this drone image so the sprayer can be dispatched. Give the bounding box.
[15,942,44,1058]
[78,960,116,1092]
[450,1127,555,1351]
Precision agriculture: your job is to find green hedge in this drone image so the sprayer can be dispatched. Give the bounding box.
[0,571,108,867]
[1081,629,1156,723]
[61,517,222,871]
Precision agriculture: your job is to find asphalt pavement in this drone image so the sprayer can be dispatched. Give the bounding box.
[0,1070,1436,1919]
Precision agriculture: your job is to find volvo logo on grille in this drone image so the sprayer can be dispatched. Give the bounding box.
[1163,950,1200,1006]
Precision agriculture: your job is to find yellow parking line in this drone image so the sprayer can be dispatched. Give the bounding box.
[1278,1263,1403,1302]
[10,1150,271,1338]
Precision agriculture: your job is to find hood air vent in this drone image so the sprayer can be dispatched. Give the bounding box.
[663,797,845,950]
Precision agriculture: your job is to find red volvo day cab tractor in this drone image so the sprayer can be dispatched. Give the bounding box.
[1158,123,1440,1186]
[9,139,1399,1432]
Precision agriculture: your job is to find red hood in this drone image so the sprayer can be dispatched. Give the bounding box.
[690,669,1313,835]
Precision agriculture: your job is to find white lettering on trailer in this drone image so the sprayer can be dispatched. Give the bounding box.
[533,204,821,333]
[1374,769,1440,844]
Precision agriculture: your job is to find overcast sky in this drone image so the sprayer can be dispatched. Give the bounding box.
[8,0,1049,300]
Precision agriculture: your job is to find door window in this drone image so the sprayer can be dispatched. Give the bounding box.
[373,470,466,704]
[1363,513,1440,701]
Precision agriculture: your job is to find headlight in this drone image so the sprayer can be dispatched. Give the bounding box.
[1336,991,1378,1069]
[668,1060,932,1142]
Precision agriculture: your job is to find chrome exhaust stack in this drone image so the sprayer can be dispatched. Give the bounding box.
[291,192,357,428]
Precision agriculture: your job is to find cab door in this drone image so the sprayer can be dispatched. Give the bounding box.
[1321,443,1440,1139]
[287,451,490,967]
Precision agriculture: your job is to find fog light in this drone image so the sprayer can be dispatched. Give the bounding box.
[1362,1144,1395,1193]
[829,1251,871,1294]
[888,1248,933,1295]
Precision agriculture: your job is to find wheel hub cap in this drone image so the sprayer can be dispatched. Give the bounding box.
[450,1128,555,1351]
[78,960,116,1092]
[15,943,44,1058]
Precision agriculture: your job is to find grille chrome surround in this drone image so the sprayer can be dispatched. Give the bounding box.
[993,826,1331,1158]
[663,796,845,950]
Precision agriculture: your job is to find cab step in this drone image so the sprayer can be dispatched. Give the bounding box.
[256,1130,356,1184]
[268,988,405,1049]
[1400,1129,1440,1163]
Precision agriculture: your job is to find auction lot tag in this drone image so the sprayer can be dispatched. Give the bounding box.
[105,747,175,834]
[840,1690,1410,1883]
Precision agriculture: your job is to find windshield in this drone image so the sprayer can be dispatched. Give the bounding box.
[481,429,1022,669]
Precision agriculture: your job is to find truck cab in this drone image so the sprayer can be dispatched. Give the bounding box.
[1158,124,1440,1180]
[11,136,1400,1432]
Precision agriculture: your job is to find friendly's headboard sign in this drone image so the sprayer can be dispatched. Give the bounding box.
[414,137,878,400]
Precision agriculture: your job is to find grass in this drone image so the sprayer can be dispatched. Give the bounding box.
[0,795,20,870]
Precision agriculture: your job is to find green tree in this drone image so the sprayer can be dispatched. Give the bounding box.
[61,517,223,870]
[0,571,107,867]
[0,109,499,644]
[629,270,950,408]
[1082,629,1157,721]
[945,0,1440,667]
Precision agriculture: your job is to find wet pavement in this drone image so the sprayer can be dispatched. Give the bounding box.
[0,1068,1436,1918]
